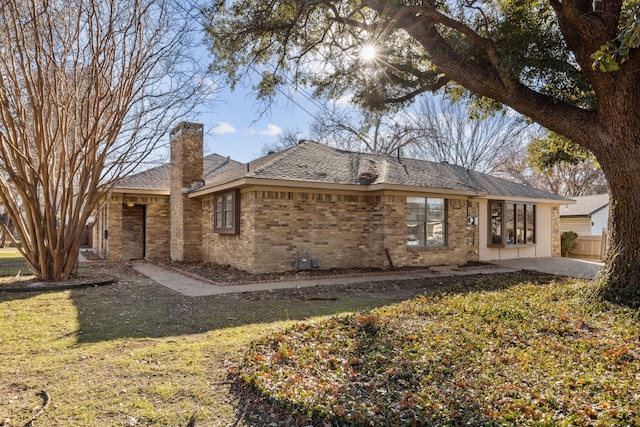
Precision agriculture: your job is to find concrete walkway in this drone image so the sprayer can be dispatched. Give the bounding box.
[131,257,603,297]
[494,257,603,280]
[131,262,518,297]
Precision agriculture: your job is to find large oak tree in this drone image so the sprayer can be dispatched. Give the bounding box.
[0,0,213,281]
[205,0,640,304]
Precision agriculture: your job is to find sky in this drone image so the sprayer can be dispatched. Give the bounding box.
[195,82,320,164]
[152,15,327,165]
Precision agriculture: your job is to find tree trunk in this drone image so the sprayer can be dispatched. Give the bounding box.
[590,118,640,306]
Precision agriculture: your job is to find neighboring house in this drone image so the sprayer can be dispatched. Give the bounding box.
[560,193,609,259]
[560,193,609,236]
[93,122,571,273]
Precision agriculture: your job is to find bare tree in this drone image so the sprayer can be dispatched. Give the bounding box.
[310,103,422,155]
[270,94,531,176]
[498,143,608,197]
[405,96,533,174]
[0,0,215,281]
[260,128,305,155]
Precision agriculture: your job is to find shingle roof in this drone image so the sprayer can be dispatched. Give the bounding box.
[560,193,609,217]
[116,153,242,191]
[198,141,570,202]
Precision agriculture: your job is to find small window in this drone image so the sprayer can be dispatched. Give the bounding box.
[526,204,535,243]
[214,190,239,234]
[488,200,535,246]
[407,197,447,247]
[490,201,502,245]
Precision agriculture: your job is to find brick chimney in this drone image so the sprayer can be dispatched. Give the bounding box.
[170,122,204,261]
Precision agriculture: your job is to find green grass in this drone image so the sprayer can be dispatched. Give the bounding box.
[5,267,634,426]
[238,275,640,426]
[0,247,31,278]
[0,263,419,426]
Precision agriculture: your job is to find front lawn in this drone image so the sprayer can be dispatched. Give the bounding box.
[0,247,31,278]
[0,262,435,426]
[237,275,640,426]
[3,264,636,426]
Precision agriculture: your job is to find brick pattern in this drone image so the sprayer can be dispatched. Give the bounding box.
[383,197,474,268]
[145,197,171,259]
[552,206,561,257]
[104,196,122,261]
[93,194,171,261]
[170,122,204,261]
[201,188,480,273]
[122,204,145,259]
[201,195,252,270]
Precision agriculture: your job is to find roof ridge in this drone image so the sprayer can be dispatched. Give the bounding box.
[391,157,484,193]
[246,140,324,176]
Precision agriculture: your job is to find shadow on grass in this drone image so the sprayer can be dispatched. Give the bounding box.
[229,271,562,427]
[68,270,556,344]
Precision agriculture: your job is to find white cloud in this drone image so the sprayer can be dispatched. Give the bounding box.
[257,124,283,137]
[212,122,237,135]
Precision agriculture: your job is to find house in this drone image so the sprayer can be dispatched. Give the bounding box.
[560,193,609,236]
[92,123,243,261]
[92,122,571,273]
[560,193,609,259]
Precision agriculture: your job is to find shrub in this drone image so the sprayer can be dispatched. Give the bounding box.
[561,231,579,257]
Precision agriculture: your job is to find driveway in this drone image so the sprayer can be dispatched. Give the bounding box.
[495,257,603,280]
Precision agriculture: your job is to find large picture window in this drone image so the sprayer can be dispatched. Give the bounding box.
[407,197,447,247]
[489,201,535,246]
[214,190,239,234]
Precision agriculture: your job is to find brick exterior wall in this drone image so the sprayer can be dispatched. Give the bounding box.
[170,122,204,261]
[552,206,561,257]
[122,204,145,259]
[105,196,122,261]
[92,193,170,261]
[201,187,481,273]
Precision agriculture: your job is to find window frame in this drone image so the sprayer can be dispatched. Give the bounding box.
[406,197,448,248]
[488,200,536,247]
[214,189,240,234]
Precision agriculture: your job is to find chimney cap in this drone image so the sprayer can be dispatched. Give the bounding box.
[170,122,204,139]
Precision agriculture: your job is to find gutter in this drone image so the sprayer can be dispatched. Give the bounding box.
[187,177,487,198]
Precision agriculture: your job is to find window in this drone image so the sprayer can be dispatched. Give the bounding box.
[407,197,447,247]
[214,190,239,234]
[490,202,502,245]
[489,201,535,246]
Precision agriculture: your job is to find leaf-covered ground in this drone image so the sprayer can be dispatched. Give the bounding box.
[1,258,495,426]
[236,276,640,426]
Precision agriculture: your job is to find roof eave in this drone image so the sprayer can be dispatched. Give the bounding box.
[472,195,574,204]
[587,204,609,216]
[112,188,170,196]
[188,178,486,198]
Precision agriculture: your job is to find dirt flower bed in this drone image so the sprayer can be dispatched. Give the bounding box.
[166,260,480,285]
[0,260,121,291]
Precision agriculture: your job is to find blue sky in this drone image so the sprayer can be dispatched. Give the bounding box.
[196,85,318,163]
[168,22,325,164]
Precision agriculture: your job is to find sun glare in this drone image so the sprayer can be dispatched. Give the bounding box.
[360,44,378,61]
